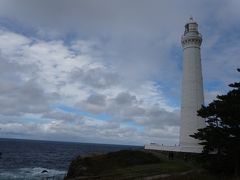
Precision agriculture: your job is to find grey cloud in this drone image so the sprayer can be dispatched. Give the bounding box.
[114,92,137,106]
[202,42,240,88]
[144,126,179,140]
[103,92,141,120]
[145,108,180,127]
[0,55,33,84]
[1,0,232,94]
[0,0,218,34]
[42,111,81,121]
[86,94,106,106]
[0,80,56,115]
[77,93,107,114]
[106,92,179,131]
[124,106,146,118]
[0,121,41,139]
[128,107,180,128]
[70,67,119,89]
[0,55,57,116]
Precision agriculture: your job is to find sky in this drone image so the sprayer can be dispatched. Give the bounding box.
[0,0,239,145]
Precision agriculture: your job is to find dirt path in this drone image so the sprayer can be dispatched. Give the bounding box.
[143,169,203,180]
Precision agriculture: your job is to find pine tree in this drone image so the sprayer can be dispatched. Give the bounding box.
[191,69,240,175]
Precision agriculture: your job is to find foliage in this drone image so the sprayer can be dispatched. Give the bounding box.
[191,69,240,175]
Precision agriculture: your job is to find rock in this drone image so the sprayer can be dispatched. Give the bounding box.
[41,170,48,173]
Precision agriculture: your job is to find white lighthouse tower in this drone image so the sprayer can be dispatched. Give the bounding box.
[179,17,205,152]
[145,17,205,153]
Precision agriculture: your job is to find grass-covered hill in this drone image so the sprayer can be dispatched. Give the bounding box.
[64,150,238,180]
[64,150,193,179]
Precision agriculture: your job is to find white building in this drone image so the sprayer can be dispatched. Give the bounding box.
[179,17,205,151]
[145,17,205,153]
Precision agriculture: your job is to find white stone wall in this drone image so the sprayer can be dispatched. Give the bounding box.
[144,144,203,153]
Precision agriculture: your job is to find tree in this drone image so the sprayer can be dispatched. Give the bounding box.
[191,69,240,175]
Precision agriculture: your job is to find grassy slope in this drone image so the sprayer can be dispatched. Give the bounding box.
[65,150,194,179]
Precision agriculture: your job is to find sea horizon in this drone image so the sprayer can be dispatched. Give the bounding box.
[0,137,143,147]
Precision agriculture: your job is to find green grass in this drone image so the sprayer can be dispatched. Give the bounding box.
[66,150,161,177]
[65,150,239,180]
[101,161,191,179]
[161,172,237,180]
[65,150,195,179]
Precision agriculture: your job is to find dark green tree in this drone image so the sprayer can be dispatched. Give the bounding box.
[191,69,240,175]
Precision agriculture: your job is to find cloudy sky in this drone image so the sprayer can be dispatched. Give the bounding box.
[0,0,239,145]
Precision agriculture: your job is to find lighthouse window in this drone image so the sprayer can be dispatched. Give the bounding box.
[184,24,189,34]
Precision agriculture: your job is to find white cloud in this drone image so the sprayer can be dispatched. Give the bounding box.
[0,0,239,145]
[204,90,220,105]
[0,28,178,145]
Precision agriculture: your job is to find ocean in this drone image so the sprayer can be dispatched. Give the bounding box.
[0,138,141,180]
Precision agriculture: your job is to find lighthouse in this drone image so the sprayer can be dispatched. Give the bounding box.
[145,17,205,153]
[179,17,205,151]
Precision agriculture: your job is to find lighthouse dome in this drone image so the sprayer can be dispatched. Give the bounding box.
[184,17,199,35]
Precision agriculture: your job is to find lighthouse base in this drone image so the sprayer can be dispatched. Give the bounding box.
[144,144,203,153]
